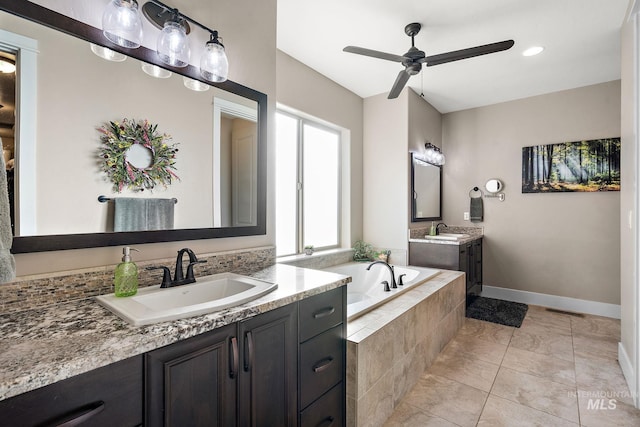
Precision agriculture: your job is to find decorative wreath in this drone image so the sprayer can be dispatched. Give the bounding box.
[98,118,179,192]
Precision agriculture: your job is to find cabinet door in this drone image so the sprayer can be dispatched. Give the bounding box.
[459,243,471,290]
[238,303,298,427]
[472,239,483,290]
[0,356,142,427]
[145,323,237,427]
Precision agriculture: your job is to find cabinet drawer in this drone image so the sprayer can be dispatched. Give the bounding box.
[300,382,344,427]
[0,355,142,427]
[300,324,344,409]
[299,287,344,342]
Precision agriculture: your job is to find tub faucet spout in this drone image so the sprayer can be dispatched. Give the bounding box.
[366,260,397,289]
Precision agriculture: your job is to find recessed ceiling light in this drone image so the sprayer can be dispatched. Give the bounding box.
[522,46,544,57]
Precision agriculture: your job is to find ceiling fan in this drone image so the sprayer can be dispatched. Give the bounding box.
[343,23,514,99]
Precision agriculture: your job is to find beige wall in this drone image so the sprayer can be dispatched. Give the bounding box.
[10,0,277,275]
[363,91,409,256]
[620,6,637,396]
[275,50,364,246]
[442,81,621,305]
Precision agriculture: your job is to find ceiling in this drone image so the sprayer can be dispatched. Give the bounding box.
[277,0,630,113]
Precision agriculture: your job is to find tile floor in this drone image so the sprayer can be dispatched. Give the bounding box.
[383,305,640,426]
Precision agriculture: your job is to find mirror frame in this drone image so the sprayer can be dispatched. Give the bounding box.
[1,1,267,253]
[410,152,442,222]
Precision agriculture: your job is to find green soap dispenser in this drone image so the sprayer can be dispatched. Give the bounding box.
[114,247,139,297]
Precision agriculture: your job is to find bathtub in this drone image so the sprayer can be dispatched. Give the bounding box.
[322,262,440,320]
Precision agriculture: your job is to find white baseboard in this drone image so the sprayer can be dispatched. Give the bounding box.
[618,342,638,407]
[481,286,621,319]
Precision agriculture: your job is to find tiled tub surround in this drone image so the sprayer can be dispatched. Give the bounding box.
[0,246,275,315]
[0,263,350,400]
[346,270,466,427]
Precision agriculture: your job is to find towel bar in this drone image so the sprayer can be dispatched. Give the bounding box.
[98,195,178,204]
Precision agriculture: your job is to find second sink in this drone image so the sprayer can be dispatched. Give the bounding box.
[425,233,470,241]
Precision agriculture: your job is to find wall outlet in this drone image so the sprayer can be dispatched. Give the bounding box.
[463,212,470,221]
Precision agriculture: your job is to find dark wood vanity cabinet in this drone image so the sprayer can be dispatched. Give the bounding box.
[0,289,346,427]
[298,287,346,427]
[409,238,483,303]
[237,303,298,426]
[0,355,143,427]
[145,304,298,427]
[145,323,237,426]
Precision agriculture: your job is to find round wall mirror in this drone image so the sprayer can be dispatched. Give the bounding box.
[125,144,154,169]
[485,179,503,193]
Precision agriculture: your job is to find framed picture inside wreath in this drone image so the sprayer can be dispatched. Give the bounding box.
[98,118,180,192]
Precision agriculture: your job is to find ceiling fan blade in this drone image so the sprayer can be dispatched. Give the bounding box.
[388,69,411,99]
[425,40,514,67]
[343,46,407,63]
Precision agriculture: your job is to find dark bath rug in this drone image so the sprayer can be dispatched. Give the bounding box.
[466,296,528,328]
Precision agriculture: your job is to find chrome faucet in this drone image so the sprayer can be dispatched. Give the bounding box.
[147,248,207,288]
[435,222,448,235]
[366,260,397,290]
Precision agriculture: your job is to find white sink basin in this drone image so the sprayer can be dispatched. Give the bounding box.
[96,272,278,326]
[424,233,470,241]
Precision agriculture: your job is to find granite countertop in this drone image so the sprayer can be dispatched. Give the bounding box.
[0,264,350,401]
[409,230,483,246]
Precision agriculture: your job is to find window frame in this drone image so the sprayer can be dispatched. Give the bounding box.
[275,110,342,257]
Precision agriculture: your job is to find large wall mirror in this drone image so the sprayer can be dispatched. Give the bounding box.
[0,1,267,253]
[411,152,442,222]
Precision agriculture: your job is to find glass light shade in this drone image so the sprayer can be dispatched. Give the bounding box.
[90,43,127,62]
[156,20,190,68]
[200,41,228,82]
[141,63,172,78]
[102,0,143,49]
[183,77,210,92]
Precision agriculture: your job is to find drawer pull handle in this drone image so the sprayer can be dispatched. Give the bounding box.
[313,307,335,319]
[54,401,105,427]
[316,416,335,427]
[313,357,334,373]
[229,336,239,379]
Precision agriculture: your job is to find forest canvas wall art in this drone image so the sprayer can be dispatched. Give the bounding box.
[522,138,621,193]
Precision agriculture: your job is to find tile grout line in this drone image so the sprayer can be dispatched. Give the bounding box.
[474,324,516,425]
[570,316,583,427]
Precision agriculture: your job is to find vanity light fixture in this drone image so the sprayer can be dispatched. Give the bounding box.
[200,31,229,83]
[0,57,15,73]
[103,0,229,82]
[90,43,127,62]
[141,62,172,78]
[102,0,144,49]
[183,76,210,91]
[155,13,190,67]
[423,142,445,166]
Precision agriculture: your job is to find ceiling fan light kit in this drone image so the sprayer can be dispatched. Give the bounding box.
[343,22,514,99]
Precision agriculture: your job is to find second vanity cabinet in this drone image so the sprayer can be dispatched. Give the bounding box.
[409,237,483,303]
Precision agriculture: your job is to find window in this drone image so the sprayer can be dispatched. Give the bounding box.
[275,111,341,257]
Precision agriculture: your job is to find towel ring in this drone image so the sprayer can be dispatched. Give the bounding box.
[469,187,483,199]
